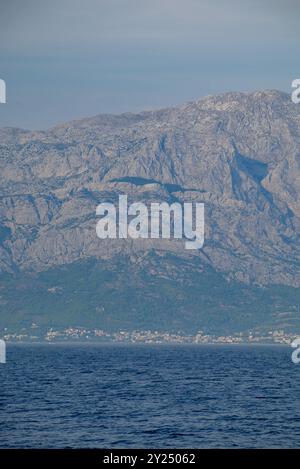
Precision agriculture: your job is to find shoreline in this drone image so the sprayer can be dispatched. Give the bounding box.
[4,341,290,347]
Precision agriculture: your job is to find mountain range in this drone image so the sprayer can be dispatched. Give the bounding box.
[1,90,300,334]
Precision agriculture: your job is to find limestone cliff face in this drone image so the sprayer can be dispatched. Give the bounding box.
[1,90,300,286]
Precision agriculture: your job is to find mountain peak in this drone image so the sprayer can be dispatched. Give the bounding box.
[0,89,299,289]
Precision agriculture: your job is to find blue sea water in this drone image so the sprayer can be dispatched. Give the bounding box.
[0,344,300,448]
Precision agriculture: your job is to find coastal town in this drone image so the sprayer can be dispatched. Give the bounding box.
[1,324,297,345]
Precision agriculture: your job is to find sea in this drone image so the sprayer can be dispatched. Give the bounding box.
[0,344,300,448]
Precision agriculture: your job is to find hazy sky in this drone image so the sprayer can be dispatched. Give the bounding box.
[0,0,299,129]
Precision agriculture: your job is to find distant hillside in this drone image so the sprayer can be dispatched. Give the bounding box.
[1,90,300,332]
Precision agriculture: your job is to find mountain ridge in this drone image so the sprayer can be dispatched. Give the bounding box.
[1,89,300,332]
[1,89,300,284]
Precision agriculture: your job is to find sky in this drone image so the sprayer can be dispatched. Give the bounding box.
[0,0,299,129]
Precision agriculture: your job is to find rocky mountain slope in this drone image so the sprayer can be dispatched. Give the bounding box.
[1,90,300,285]
[1,90,300,333]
